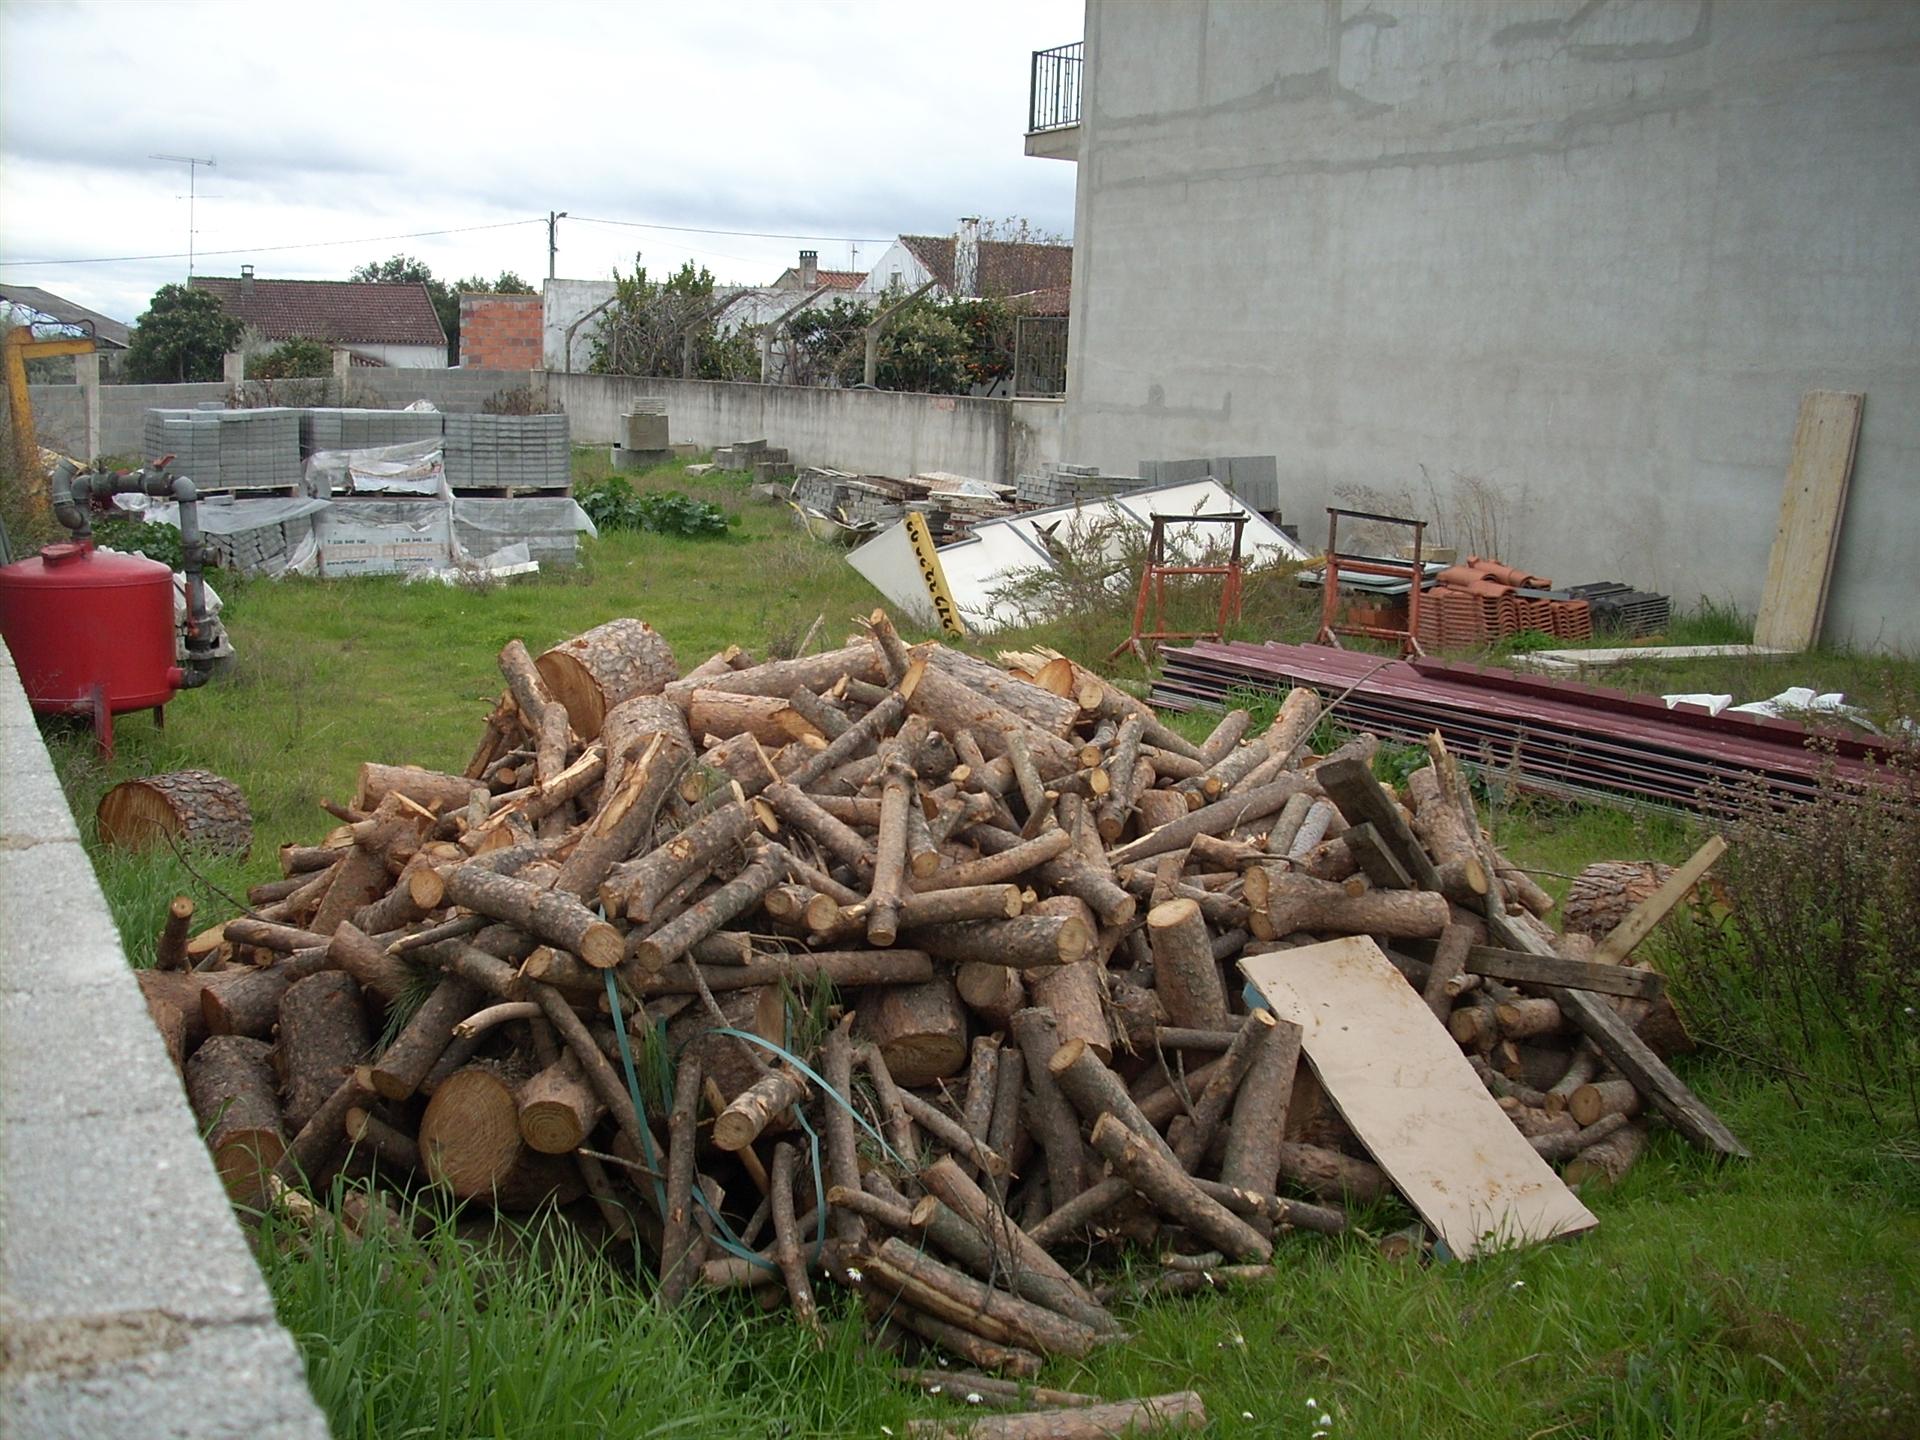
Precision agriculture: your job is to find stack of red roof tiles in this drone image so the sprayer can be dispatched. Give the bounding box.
[1414,557,1591,649]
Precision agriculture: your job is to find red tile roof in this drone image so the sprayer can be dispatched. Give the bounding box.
[773,266,867,292]
[191,276,448,347]
[897,235,1073,298]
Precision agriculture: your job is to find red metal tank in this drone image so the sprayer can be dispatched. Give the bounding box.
[0,542,183,747]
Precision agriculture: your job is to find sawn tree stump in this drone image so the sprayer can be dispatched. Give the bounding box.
[97,770,252,855]
[537,618,678,739]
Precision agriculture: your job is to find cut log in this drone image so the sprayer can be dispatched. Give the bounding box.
[1246,869,1450,941]
[1564,1120,1649,1187]
[368,975,483,1101]
[665,642,885,706]
[1030,958,1112,1065]
[328,921,415,1006]
[600,801,756,923]
[443,864,623,969]
[598,692,693,799]
[636,947,932,997]
[1562,860,1673,938]
[97,770,251,855]
[1010,1010,1090,1205]
[860,977,968,1086]
[155,895,195,971]
[1169,1010,1277,1169]
[623,851,780,976]
[275,971,371,1132]
[1089,1113,1271,1262]
[536,617,677,739]
[688,690,823,747]
[1569,1078,1645,1128]
[185,1035,285,1204]
[1145,898,1230,1030]
[418,1061,529,1200]
[354,763,474,815]
[659,1053,704,1305]
[857,1237,1101,1358]
[771,1141,823,1337]
[905,914,1092,971]
[516,1052,606,1154]
[1106,774,1320,866]
[955,963,1027,1028]
[1047,1039,1182,1171]
[715,1065,809,1151]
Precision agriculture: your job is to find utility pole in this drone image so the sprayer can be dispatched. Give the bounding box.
[548,210,568,280]
[151,154,216,276]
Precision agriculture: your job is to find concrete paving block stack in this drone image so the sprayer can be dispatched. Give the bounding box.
[298,407,445,455]
[142,408,303,492]
[443,412,571,492]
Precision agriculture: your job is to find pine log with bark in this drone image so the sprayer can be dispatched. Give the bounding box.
[536,618,677,739]
[186,1035,286,1204]
[97,770,252,855]
[275,971,371,1132]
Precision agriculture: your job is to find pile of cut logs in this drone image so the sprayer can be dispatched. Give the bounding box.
[142,610,1743,1429]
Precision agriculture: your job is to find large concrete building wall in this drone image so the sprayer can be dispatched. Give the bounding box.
[1063,0,1920,648]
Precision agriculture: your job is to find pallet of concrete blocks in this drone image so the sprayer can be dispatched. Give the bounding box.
[299,406,445,456]
[442,412,572,493]
[791,466,857,513]
[143,407,303,493]
[146,608,1746,1393]
[1013,462,1150,509]
[714,439,788,473]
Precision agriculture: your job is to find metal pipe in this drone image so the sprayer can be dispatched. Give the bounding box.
[49,459,222,683]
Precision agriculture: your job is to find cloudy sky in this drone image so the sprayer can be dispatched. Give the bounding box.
[0,0,1083,323]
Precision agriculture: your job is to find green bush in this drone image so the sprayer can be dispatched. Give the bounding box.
[249,337,333,380]
[578,478,729,538]
[1661,734,1920,1138]
[90,515,185,570]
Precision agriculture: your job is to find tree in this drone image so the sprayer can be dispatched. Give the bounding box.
[123,284,243,383]
[454,271,535,296]
[588,257,756,381]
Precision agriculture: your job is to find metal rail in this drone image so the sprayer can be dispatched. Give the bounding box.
[1029,42,1083,133]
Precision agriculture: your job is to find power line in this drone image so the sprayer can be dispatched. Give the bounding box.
[0,217,545,268]
[570,215,894,244]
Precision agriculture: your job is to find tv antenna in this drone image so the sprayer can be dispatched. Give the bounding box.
[150,154,216,275]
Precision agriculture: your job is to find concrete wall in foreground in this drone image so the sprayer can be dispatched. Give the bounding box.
[1063,0,1920,649]
[0,647,331,1439]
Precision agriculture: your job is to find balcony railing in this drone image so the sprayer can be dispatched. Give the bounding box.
[1028,42,1083,134]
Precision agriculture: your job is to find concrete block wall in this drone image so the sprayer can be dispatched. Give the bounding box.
[458,296,543,371]
[0,647,331,1439]
[543,373,1063,488]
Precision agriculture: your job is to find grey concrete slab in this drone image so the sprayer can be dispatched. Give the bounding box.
[0,1105,280,1327]
[1,1316,324,1440]
[0,643,331,1437]
[0,840,131,997]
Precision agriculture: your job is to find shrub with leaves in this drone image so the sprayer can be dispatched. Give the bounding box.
[1661,732,1920,1137]
[249,337,333,380]
[90,515,186,570]
[578,478,729,538]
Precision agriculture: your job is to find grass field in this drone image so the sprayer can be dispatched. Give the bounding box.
[40,451,1920,1439]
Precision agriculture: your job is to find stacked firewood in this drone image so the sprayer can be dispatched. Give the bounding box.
[141,609,1741,1407]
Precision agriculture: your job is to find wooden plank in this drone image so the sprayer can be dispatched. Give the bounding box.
[1480,906,1749,1158]
[1343,822,1412,890]
[1398,941,1665,999]
[1313,758,1443,891]
[1240,938,1596,1259]
[1593,835,1726,966]
[1753,390,1865,650]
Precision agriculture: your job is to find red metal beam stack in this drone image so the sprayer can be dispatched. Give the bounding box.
[1152,641,1883,814]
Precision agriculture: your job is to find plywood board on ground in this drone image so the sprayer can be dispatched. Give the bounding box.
[1753,390,1864,651]
[1240,937,1597,1258]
